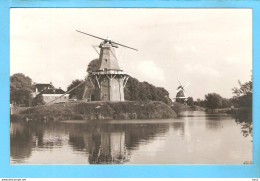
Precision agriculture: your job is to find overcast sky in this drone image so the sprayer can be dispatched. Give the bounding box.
[10,8,252,100]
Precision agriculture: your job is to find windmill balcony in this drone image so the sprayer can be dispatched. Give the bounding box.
[91,69,131,76]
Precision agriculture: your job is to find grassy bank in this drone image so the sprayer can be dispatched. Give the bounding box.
[11,101,177,122]
[204,107,243,115]
[171,102,205,115]
[171,102,238,115]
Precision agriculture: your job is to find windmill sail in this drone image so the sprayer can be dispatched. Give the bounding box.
[76,30,138,51]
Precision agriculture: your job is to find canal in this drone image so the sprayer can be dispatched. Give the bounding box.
[10,111,252,164]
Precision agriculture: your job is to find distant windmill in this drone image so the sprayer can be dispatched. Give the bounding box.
[175,79,190,104]
[76,30,138,102]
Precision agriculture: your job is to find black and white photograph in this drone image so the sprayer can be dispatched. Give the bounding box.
[10,8,252,164]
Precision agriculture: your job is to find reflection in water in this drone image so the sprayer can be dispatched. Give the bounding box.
[10,122,33,162]
[172,122,185,137]
[89,132,127,164]
[10,112,252,164]
[11,120,169,164]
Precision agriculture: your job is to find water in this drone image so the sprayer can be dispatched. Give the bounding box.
[10,111,252,164]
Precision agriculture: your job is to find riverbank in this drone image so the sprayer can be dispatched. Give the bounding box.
[11,101,177,122]
[170,102,240,115]
[205,108,233,113]
[171,102,205,115]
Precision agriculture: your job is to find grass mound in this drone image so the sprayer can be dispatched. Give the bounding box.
[11,101,177,122]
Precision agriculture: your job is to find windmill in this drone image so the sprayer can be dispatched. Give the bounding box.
[175,79,190,104]
[76,30,138,102]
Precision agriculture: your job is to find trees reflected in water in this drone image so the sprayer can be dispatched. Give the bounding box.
[10,121,170,164]
[10,114,249,164]
[10,122,33,162]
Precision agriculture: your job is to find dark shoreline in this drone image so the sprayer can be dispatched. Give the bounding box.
[11,101,177,122]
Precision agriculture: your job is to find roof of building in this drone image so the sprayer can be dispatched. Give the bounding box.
[39,88,66,95]
[35,83,54,90]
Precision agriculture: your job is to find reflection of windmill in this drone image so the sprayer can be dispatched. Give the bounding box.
[175,79,190,104]
[76,30,138,102]
[87,132,129,164]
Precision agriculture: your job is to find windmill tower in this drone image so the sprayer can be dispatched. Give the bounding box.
[175,79,190,104]
[77,30,138,102]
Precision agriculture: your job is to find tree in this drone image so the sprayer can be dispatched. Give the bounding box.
[87,59,101,73]
[187,97,194,106]
[67,79,86,100]
[124,77,141,101]
[232,80,252,108]
[231,76,252,136]
[194,99,207,107]
[205,93,223,109]
[10,73,34,106]
[10,73,33,92]
[124,76,172,105]
[221,98,231,108]
[232,80,252,97]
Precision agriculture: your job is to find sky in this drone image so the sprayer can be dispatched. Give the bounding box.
[10,8,252,100]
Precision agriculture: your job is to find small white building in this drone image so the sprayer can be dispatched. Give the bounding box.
[31,82,54,98]
[34,88,69,105]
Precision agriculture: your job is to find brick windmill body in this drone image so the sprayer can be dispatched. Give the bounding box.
[77,30,138,102]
